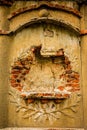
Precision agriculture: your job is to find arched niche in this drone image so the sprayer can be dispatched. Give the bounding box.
[9,21,82,127]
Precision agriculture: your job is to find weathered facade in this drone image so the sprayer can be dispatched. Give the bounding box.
[0,0,87,129]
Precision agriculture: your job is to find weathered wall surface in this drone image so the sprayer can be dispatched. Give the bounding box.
[0,0,87,129]
[81,4,87,129]
[8,24,82,128]
[0,6,10,128]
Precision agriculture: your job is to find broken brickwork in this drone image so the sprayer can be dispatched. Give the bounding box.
[0,0,87,129]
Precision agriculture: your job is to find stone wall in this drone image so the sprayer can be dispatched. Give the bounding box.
[0,0,87,129]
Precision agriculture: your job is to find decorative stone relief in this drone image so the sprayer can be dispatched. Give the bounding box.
[9,87,81,122]
[9,42,81,122]
[39,9,49,17]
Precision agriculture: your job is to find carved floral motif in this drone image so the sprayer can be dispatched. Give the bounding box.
[9,87,81,122]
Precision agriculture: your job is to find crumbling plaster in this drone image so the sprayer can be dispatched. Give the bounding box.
[0,0,87,129]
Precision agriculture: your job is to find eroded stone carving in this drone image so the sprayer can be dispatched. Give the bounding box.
[9,42,80,122]
[9,19,81,123]
[9,87,81,122]
[10,46,80,100]
[39,9,49,17]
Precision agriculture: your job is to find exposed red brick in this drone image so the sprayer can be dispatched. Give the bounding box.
[80,29,87,35]
[10,46,80,103]
[74,87,80,91]
[10,79,16,84]
[54,99,62,104]
[27,99,34,103]
[0,0,13,6]
[17,86,22,91]
[66,83,72,87]
[63,94,70,98]
[21,93,26,97]
[72,79,79,83]
[11,83,19,88]
[74,73,79,79]
[64,56,70,65]
[58,86,65,91]
[66,64,72,71]
[56,49,64,56]
[11,70,21,74]
[41,99,49,104]
[14,61,22,65]
[55,94,62,98]
[10,51,32,92]
[22,70,29,75]
[71,83,79,88]
[11,74,18,78]
[0,30,10,35]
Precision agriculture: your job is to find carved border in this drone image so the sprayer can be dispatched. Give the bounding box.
[8,2,81,20]
[0,18,80,36]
